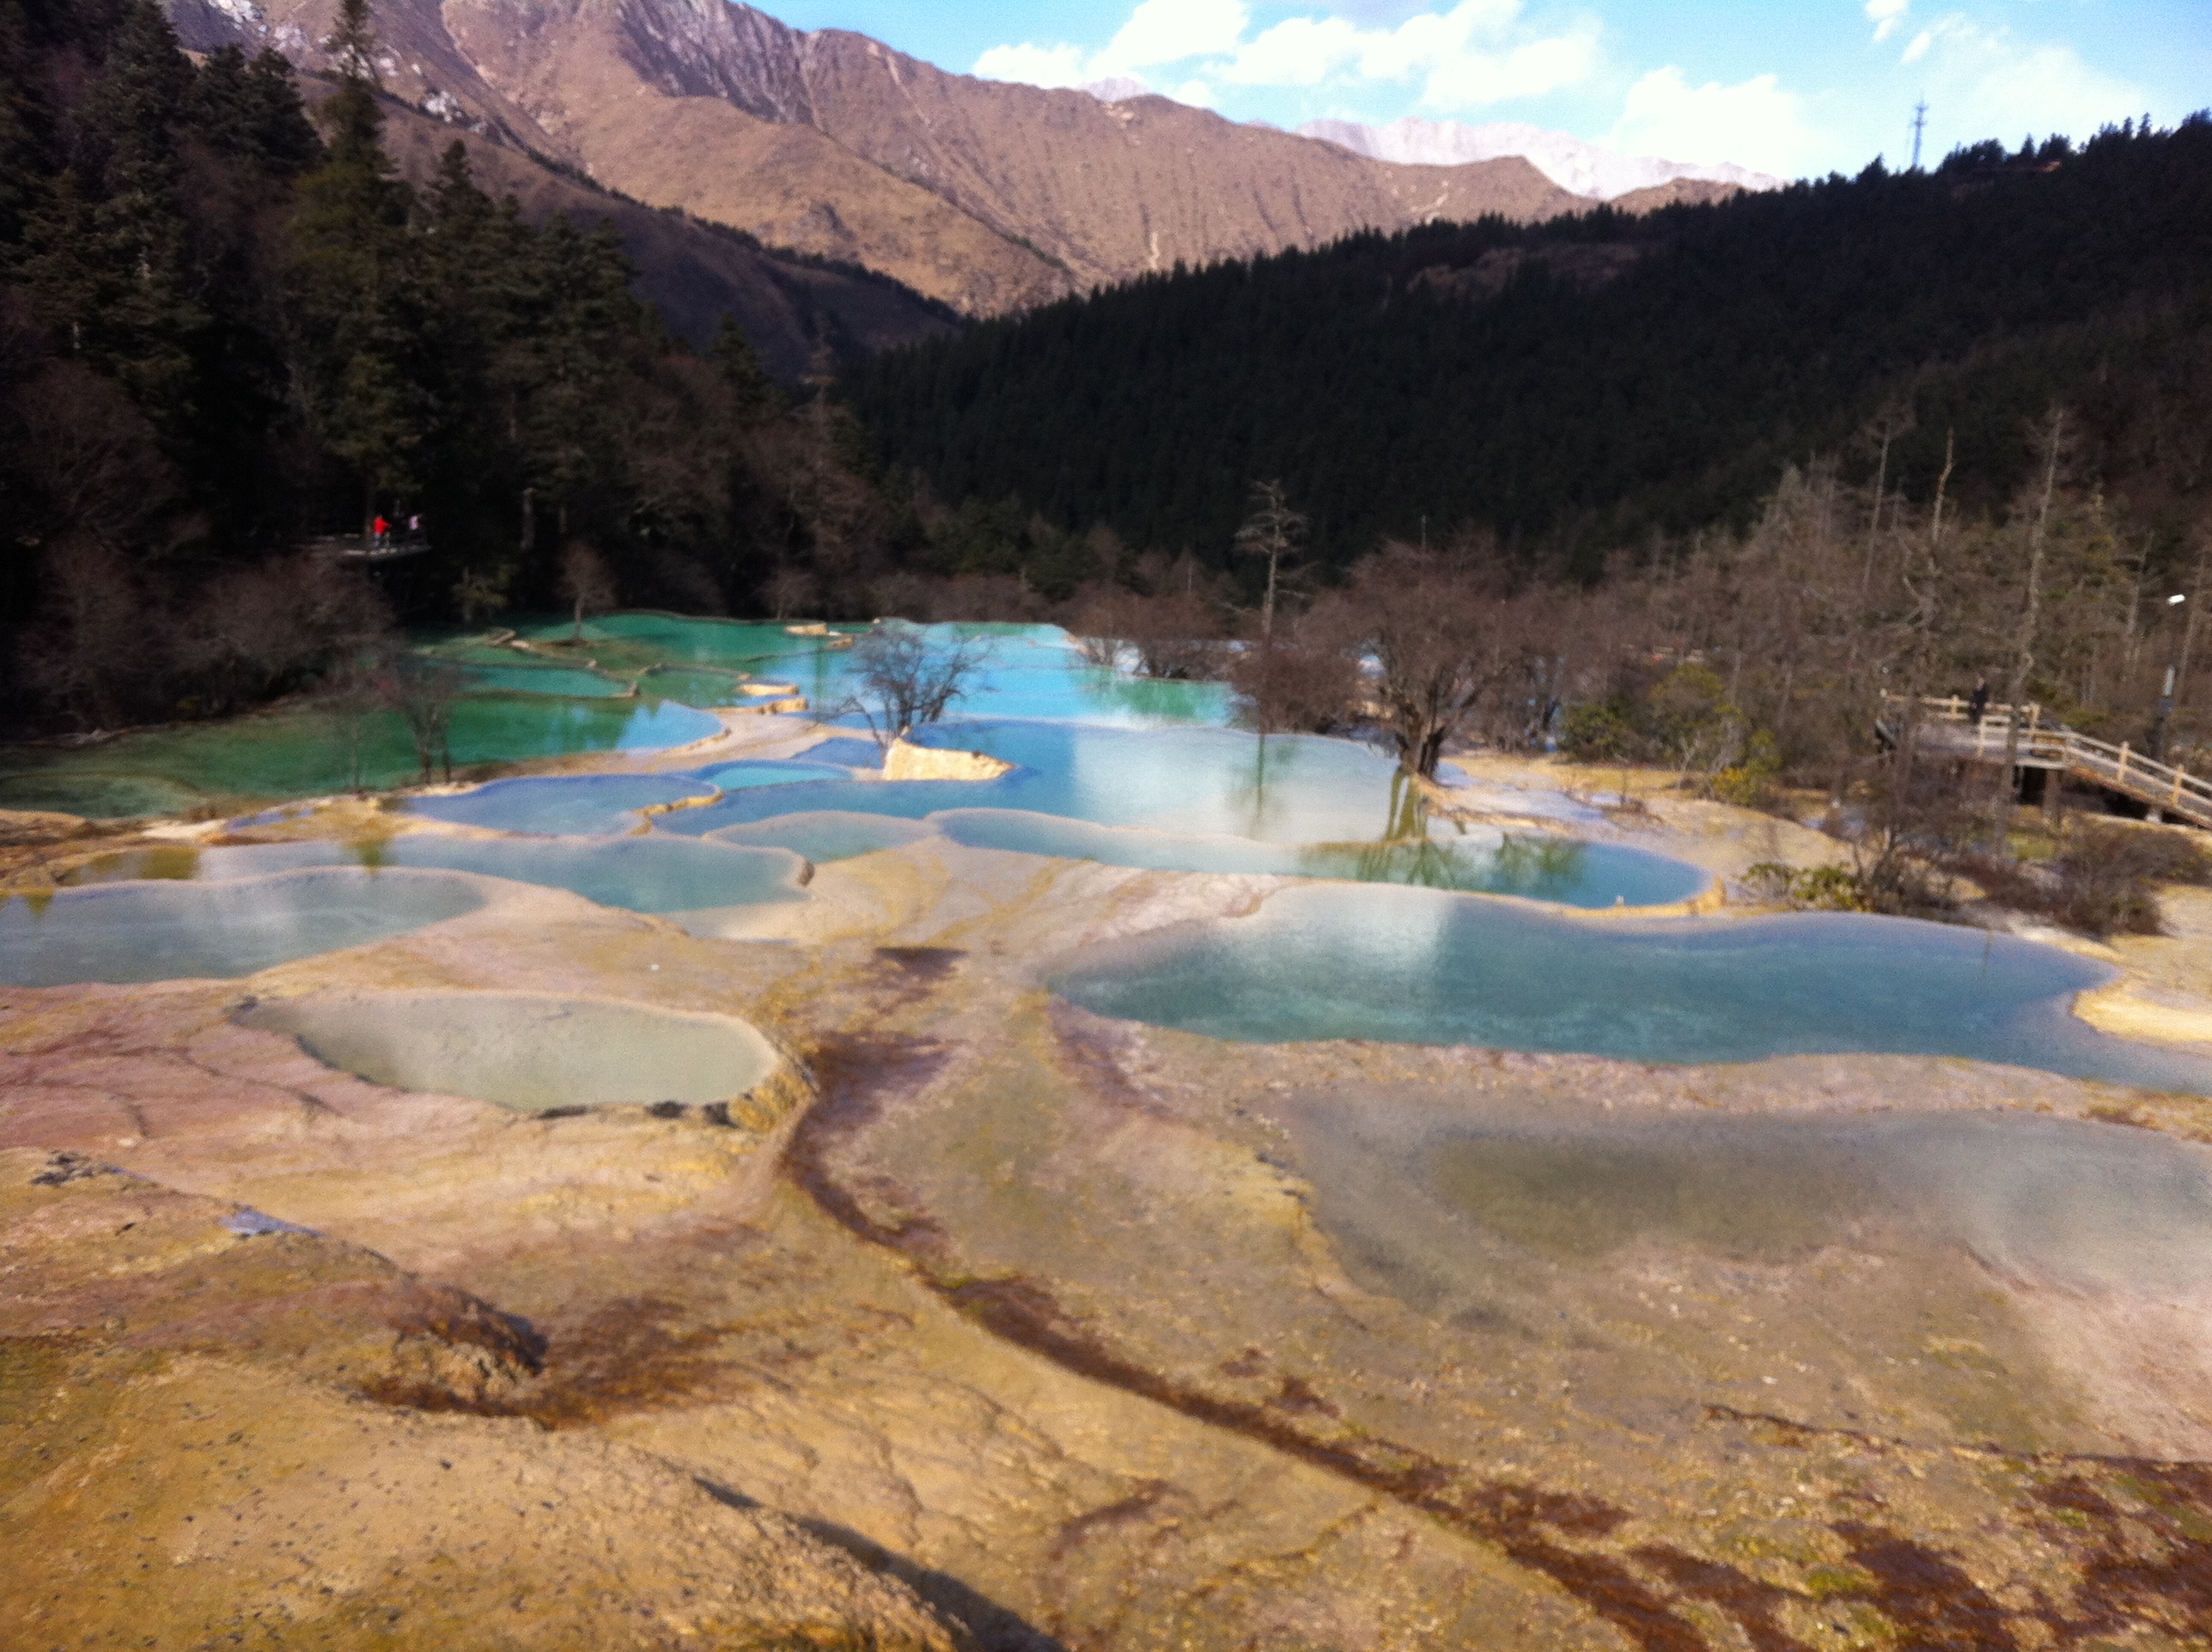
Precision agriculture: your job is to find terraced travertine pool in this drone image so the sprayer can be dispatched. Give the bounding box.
[1048,881,2212,1094]
[6,615,2209,1096]
[237,992,781,1112]
[0,868,487,985]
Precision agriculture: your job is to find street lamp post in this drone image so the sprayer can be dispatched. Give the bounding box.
[2150,592,2188,761]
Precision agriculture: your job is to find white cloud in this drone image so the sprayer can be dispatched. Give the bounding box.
[1221,15,1359,87]
[1417,22,1598,109]
[1866,0,1909,45]
[972,40,1096,88]
[1895,15,2150,149]
[1610,66,1821,177]
[1103,0,1250,71]
[974,0,1596,112]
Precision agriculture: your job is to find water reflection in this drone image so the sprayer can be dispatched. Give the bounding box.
[931,808,1693,907]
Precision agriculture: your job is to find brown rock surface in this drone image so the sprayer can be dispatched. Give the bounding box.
[11,803,2212,1645]
[0,1151,967,1649]
[461,0,1587,308]
[170,0,958,364]
[370,97,958,368]
[166,0,1679,317]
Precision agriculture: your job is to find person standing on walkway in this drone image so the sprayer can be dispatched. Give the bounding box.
[1969,676,1990,725]
[372,514,389,549]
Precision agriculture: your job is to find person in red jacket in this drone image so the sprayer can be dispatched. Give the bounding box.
[372,515,390,548]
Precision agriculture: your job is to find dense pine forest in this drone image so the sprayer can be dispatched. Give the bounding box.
[849,118,2212,580]
[0,0,896,734]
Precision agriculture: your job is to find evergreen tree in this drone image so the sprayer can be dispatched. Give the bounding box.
[18,1,206,429]
[189,45,323,176]
[287,0,424,531]
[713,314,781,426]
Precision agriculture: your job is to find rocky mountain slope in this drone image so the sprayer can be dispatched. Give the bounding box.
[168,0,1749,317]
[170,3,954,371]
[374,96,956,372]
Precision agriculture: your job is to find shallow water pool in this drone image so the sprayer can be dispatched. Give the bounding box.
[703,811,935,864]
[1050,882,2212,1093]
[932,809,1704,907]
[690,759,856,790]
[405,773,717,836]
[239,991,779,1111]
[0,694,721,819]
[460,661,631,698]
[1422,1110,2212,1287]
[665,723,1547,845]
[63,834,808,916]
[0,869,486,985]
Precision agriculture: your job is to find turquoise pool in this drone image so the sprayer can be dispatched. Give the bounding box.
[61,835,808,918]
[0,869,487,986]
[1048,884,2212,1093]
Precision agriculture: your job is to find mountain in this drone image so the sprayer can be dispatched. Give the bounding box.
[1298,117,1782,201]
[848,121,2212,575]
[163,0,1724,317]
[369,96,954,375]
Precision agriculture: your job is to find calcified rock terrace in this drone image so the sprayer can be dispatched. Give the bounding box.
[7,625,2212,1649]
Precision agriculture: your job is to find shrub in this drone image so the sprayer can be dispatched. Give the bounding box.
[2050,823,2210,938]
[1709,730,1783,808]
[1741,860,1869,911]
[1559,700,1638,762]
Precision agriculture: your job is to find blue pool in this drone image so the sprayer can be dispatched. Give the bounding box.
[1049,884,2212,1094]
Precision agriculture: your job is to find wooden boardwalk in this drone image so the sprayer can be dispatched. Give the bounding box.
[1877,695,2211,829]
[302,533,430,562]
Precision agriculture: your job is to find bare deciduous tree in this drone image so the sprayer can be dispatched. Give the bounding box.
[321,649,389,794]
[765,563,821,621]
[381,653,467,783]
[558,542,618,643]
[1233,480,1305,642]
[1225,614,1357,735]
[841,623,992,747]
[1318,540,1520,778]
[177,556,390,715]
[20,538,154,730]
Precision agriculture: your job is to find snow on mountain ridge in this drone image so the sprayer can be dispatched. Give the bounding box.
[1080,77,1150,103]
[1296,116,1783,201]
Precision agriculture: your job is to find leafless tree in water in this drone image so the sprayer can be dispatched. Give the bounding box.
[840,624,992,747]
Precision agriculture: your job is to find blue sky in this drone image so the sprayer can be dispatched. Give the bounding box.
[755,0,2209,179]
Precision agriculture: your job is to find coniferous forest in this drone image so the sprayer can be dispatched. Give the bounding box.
[0,0,895,733]
[6,0,2210,814]
[850,118,2212,579]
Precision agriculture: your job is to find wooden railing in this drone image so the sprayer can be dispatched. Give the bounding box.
[1877,695,2211,829]
[301,532,430,561]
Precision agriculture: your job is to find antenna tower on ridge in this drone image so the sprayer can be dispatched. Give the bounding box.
[1910,99,1928,170]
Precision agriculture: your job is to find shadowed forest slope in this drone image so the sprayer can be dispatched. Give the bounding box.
[849,119,2212,575]
[0,0,930,733]
[365,95,953,372]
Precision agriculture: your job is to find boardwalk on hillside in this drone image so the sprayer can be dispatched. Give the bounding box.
[1877,695,2211,829]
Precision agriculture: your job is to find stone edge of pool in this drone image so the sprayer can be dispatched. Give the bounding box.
[232,987,809,1126]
